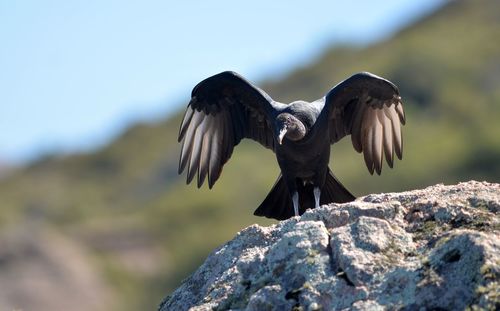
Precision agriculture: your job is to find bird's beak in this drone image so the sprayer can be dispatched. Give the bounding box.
[278,127,288,145]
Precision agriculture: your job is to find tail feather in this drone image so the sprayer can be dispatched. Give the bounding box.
[254,169,355,220]
[254,174,293,220]
[321,169,356,204]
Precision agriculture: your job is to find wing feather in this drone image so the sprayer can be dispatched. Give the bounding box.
[208,120,222,188]
[178,105,194,141]
[350,103,366,153]
[379,109,394,168]
[388,105,403,160]
[373,110,383,175]
[178,108,203,174]
[186,118,206,184]
[396,101,406,124]
[363,119,375,175]
[197,114,214,187]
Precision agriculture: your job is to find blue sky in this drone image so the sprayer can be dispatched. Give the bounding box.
[0,0,445,164]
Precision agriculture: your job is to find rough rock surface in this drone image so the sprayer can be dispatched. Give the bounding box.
[159,181,500,311]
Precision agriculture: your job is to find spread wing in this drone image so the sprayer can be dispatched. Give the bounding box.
[178,71,282,188]
[320,72,406,175]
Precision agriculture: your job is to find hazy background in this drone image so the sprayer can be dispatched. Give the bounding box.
[1,1,499,310]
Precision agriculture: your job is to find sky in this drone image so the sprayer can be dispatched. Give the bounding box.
[0,0,445,165]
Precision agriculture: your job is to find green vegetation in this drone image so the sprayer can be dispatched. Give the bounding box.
[0,1,499,310]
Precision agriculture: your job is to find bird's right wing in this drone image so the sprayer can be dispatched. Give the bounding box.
[178,71,283,188]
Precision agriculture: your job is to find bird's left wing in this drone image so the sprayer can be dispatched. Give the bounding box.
[319,72,406,175]
[178,71,282,188]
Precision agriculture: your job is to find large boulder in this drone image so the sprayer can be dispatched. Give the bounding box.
[159,181,500,310]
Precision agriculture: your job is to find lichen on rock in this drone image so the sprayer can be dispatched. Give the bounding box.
[159,181,500,311]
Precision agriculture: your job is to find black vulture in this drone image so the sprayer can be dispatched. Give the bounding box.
[178,71,405,220]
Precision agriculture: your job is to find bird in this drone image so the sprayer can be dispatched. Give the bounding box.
[178,71,405,220]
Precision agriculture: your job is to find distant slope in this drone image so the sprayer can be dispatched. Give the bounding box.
[0,0,499,310]
[0,226,114,311]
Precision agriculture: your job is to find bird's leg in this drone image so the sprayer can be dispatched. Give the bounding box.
[313,187,321,209]
[292,191,299,216]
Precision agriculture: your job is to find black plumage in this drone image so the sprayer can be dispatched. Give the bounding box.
[178,71,405,220]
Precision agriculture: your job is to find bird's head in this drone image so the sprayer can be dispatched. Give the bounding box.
[276,113,307,145]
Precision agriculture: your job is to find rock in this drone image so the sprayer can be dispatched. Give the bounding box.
[159,181,500,311]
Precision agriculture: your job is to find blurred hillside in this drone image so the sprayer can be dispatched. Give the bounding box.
[1,0,499,310]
